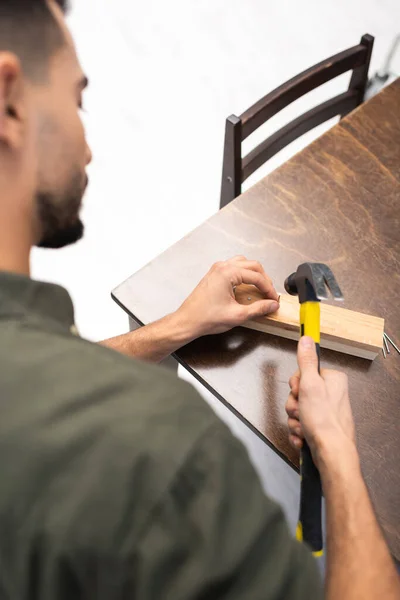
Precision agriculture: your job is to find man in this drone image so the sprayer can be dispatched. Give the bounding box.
[0,1,398,598]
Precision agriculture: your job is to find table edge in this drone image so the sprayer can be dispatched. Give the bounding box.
[111,292,299,474]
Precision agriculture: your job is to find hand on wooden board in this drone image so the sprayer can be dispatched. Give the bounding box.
[286,337,356,472]
[176,256,280,338]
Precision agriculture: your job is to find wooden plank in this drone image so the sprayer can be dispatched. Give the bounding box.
[235,285,384,360]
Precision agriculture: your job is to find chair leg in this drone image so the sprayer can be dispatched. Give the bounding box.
[220,115,242,209]
[341,34,374,119]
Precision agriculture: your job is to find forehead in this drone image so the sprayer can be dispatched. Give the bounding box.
[48,0,84,81]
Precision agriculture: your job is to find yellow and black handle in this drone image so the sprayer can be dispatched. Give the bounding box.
[286,262,343,556]
[297,300,323,557]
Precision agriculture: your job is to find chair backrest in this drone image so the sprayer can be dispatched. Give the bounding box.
[220,34,374,209]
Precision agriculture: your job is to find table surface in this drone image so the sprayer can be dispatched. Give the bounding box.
[113,79,400,558]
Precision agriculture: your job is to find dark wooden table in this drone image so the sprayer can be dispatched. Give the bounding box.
[113,79,400,558]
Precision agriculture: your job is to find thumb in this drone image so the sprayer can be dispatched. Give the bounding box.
[246,299,280,319]
[297,336,319,376]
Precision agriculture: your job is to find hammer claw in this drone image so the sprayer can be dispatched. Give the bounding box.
[316,263,344,301]
[285,263,343,303]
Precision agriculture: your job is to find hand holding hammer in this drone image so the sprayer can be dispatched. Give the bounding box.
[284,263,343,556]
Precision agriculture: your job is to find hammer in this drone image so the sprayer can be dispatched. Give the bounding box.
[284,263,343,556]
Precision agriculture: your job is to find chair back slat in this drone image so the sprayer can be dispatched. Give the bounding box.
[242,89,359,181]
[240,44,367,140]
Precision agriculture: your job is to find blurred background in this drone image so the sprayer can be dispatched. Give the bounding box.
[31,0,400,534]
[32,0,400,343]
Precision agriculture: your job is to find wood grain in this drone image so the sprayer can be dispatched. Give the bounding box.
[113,79,400,558]
[234,285,384,360]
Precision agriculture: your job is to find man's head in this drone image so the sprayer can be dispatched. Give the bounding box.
[0,0,91,250]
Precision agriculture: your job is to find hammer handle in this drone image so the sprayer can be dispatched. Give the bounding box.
[297,302,323,556]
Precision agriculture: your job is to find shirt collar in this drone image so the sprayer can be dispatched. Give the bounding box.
[0,271,75,332]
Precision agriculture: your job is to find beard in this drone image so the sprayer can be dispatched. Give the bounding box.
[36,171,88,249]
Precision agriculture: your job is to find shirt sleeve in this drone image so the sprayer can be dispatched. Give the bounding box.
[131,422,323,600]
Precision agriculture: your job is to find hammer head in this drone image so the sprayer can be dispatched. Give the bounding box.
[284,263,344,303]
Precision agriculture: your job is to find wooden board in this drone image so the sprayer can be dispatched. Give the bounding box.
[235,285,384,360]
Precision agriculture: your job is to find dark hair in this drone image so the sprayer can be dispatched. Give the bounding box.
[0,0,69,81]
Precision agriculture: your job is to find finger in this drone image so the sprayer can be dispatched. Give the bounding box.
[234,260,269,277]
[289,371,300,396]
[245,299,280,319]
[289,434,303,450]
[235,261,279,301]
[229,255,248,263]
[297,336,319,376]
[288,417,303,437]
[285,393,299,419]
[234,268,279,301]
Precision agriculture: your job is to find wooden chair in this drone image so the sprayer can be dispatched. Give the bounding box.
[220,34,374,209]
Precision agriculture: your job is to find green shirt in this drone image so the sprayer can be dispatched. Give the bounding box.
[0,271,322,599]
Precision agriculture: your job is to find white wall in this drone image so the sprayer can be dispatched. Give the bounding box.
[32,0,400,342]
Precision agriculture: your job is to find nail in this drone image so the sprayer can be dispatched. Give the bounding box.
[383,335,390,354]
[384,333,400,355]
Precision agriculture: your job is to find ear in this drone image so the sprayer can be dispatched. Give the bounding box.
[0,53,24,149]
